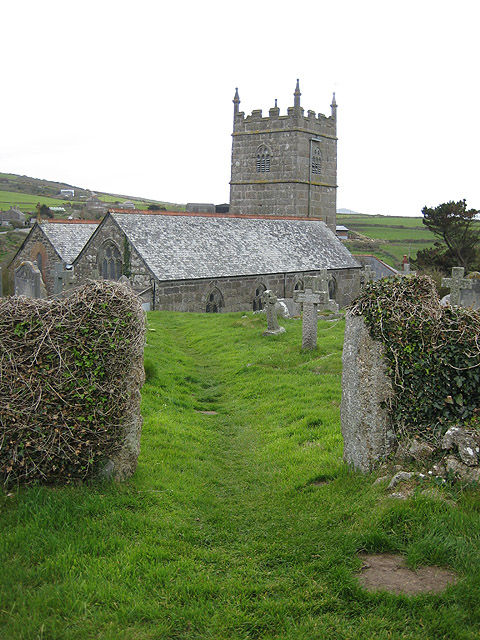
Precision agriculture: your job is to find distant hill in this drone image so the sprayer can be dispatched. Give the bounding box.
[0,172,180,215]
[336,208,364,215]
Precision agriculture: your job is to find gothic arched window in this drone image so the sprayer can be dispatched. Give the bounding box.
[312,148,322,175]
[100,242,122,281]
[36,252,43,276]
[206,287,224,313]
[256,145,271,173]
[253,284,266,311]
[294,279,304,292]
[328,276,337,300]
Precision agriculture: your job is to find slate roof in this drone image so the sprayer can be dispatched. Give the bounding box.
[110,212,360,281]
[40,221,99,264]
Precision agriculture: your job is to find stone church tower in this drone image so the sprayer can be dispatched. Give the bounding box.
[229,80,337,231]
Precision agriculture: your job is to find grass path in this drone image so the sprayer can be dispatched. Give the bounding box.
[1,312,480,639]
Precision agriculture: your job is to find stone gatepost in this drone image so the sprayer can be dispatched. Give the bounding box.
[442,267,472,307]
[262,290,286,336]
[293,271,338,349]
[341,313,396,472]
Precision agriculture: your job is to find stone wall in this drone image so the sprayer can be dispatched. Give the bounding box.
[153,268,358,313]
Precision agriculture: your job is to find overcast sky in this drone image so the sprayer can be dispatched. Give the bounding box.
[2,0,479,217]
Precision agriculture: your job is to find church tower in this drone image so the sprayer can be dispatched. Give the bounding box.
[229,81,337,231]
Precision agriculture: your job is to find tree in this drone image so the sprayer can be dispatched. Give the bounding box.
[35,203,51,220]
[421,200,479,271]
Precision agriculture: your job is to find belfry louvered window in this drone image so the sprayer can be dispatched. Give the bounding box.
[256,146,271,172]
[312,148,322,175]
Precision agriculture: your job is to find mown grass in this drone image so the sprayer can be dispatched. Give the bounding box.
[1,312,480,639]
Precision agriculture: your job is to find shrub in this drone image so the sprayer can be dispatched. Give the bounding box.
[0,281,146,486]
[350,276,480,445]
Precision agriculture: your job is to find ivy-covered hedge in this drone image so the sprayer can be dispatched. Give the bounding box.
[350,276,480,444]
[0,281,146,486]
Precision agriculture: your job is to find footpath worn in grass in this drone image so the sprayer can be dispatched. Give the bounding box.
[1,312,480,639]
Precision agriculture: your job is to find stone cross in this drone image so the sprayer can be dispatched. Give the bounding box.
[51,262,76,298]
[262,290,286,336]
[293,271,338,349]
[441,267,472,307]
[359,264,375,286]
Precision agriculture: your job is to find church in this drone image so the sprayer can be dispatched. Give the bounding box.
[10,81,361,311]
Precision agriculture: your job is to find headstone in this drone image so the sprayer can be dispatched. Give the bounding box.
[51,262,76,299]
[293,271,338,349]
[118,275,132,287]
[441,267,472,306]
[460,272,480,310]
[341,313,396,472]
[14,261,47,299]
[262,290,286,336]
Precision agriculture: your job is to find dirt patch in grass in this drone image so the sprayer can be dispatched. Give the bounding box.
[357,553,457,595]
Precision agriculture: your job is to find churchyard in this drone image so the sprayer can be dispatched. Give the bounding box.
[1,309,480,639]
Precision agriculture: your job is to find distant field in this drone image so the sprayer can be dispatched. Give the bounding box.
[337,214,426,228]
[350,225,434,242]
[338,214,438,268]
[0,189,70,212]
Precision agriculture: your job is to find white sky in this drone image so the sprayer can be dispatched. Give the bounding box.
[2,0,479,216]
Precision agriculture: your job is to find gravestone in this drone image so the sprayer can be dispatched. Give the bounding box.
[460,272,480,310]
[262,290,286,336]
[14,261,47,299]
[51,262,76,299]
[441,267,472,307]
[293,271,338,349]
[118,275,132,287]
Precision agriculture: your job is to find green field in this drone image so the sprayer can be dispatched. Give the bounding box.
[0,189,72,212]
[338,214,438,267]
[1,312,479,639]
[337,215,427,228]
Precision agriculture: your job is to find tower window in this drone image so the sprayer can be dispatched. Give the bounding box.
[312,148,322,175]
[256,145,271,172]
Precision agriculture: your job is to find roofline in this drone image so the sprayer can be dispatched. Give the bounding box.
[45,218,100,224]
[7,222,63,269]
[71,211,159,284]
[150,265,362,285]
[107,209,326,222]
[353,253,398,273]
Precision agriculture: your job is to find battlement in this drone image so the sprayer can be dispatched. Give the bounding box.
[234,108,336,137]
[233,80,337,138]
